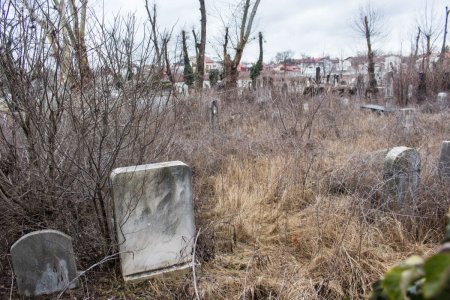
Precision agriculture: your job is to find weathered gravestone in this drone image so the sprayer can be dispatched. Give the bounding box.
[399,108,415,129]
[340,97,350,107]
[111,161,195,281]
[10,230,78,297]
[303,102,309,113]
[407,84,414,102]
[384,147,421,203]
[315,67,321,84]
[439,141,450,179]
[437,92,448,109]
[385,72,394,108]
[209,100,219,130]
[281,83,288,98]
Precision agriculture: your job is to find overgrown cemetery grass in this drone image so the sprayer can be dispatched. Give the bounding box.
[83,91,449,299]
[1,89,448,299]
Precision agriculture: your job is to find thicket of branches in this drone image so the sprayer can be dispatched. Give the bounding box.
[0,0,177,274]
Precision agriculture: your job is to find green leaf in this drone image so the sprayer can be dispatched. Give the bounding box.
[382,256,424,300]
[423,253,450,299]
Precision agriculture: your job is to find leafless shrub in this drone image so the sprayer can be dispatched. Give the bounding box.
[0,1,177,286]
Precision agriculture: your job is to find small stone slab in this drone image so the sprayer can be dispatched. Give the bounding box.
[111,161,195,281]
[439,141,450,179]
[360,104,395,114]
[10,230,78,297]
[384,147,421,203]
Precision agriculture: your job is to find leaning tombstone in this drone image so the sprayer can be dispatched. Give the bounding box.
[384,147,421,204]
[399,108,415,129]
[111,161,195,281]
[439,141,450,179]
[10,230,78,297]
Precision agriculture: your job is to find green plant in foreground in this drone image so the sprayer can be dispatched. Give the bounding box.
[370,215,450,300]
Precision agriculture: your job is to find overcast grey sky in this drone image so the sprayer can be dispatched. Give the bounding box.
[94,0,449,62]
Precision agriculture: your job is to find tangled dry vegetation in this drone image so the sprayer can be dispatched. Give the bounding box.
[1,88,449,299]
[89,90,447,299]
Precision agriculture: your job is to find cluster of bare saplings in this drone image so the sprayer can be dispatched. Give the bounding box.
[1,0,450,299]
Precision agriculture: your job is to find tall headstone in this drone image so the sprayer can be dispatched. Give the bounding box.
[209,100,219,131]
[315,67,321,84]
[10,230,78,297]
[356,74,365,97]
[111,161,195,281]
[439,141,450,179]
[282,83,288,98]
[385,71,394,108]
[407,84,414,102]
[384,147,421,203]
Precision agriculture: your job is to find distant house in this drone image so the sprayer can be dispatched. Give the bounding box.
[204,57,222,73]
[191,56,223,74]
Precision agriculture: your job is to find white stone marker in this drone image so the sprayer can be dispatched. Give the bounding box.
[384,147,421,203]
[111,161,195,281]
[399,108,415,129]
[439,141,450,179]
[10,230,78,297]
[437,92,448,108]
[303,102,309,112]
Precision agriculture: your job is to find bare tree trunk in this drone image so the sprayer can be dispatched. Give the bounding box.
[182,30,194,87]
[145,1,162,64]
[414,27,421,59]
[195,0,206,91]
[441,6,449,58]
[364,16,377,91]
[163,36,175,86]
[223,0,261,89]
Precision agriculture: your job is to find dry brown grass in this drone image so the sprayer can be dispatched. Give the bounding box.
[3,89,448,299]
[162,91,447,299]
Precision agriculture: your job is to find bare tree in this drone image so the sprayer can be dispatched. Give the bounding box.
[182,30,195,87]
[250,32,263,89]
[193,0,206,91]
[414,27,421,59]
[145,1,162,64]
[353,3,383,97]
[417,1,440,72]
[23,0,93,85]
[223,0,262,89]
[440,6,449,58]
[275,50,294,73]
[0,0,177,257]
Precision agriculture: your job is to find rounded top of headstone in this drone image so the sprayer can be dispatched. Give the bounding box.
[11,229,72,252]
[385,146,421,172]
